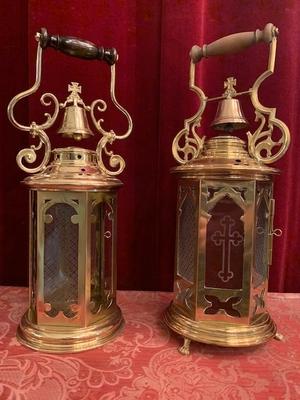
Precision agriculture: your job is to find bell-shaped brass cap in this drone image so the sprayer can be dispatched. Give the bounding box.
[58,82,94,141]
[211,98,248,132]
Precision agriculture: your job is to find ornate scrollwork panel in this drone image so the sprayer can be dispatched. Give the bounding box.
[204,295,242,317]
[247,36,290,164]
[7,42,59,173]
[205,185,247,211]
[172,61,207,164]
[91,64,133,175]
[174,279,194,313]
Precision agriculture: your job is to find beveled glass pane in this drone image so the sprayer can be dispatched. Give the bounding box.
[44,203,79,318]
[205,195,244,290]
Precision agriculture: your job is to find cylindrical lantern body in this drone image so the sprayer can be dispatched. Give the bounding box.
[17,147,124,352]
[163,136,279,348]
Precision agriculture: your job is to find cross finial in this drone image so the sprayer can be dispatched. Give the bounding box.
[66,82,83,106]
[223,77,237,98]
[68,82,82,95]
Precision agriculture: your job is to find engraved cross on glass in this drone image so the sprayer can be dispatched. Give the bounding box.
[211,215,243,282]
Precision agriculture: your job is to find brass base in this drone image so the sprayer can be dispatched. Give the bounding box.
[17,305,124,353]
[163,302,277,350]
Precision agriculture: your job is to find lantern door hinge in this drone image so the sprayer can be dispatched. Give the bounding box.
[268,198,282,265]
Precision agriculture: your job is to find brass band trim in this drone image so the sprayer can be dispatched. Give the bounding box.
[17,303,124,353]
[163,301,276,347]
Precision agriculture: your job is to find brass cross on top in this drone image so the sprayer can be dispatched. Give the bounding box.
[66,82,82,105]
[223,77,237,98]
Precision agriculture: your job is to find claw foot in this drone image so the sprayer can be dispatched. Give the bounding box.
[274,332,284,341]
[178,337,191,355]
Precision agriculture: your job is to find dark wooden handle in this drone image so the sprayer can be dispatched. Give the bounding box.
[190,23,278,63]
[38,27,118,65]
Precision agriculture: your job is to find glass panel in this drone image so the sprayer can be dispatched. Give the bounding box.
[90,202,104,313]
[177,185,198,283]
[205,195,244,290]
[30,190,37,319]
[44,203,79,318]
[90,201,114,314]
[254,196,269,288]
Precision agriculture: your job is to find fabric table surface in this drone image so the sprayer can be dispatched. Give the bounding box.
[0,287,299,400]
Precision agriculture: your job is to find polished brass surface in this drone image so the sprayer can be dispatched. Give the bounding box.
[7,43,56,173]
[172,23,290,166]
[24,147,122,190]
[21,181,123,352]
[247,35,290,164]
[212,99,248,131]
[197,178,255,324]
[163,302,276,348]
[167,136,278,352]
[172,60,206,164]
[173,136,278,178]
[167,23,290,354]
[17,304,124,353]
[58,82,94,141]
[91,63,133,175]
[7,38,133,176]
[7,29,133,352]
[211,77,248,131]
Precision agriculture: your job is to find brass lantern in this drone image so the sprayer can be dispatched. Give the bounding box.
[163,23,290,355]
[7,28,132,353]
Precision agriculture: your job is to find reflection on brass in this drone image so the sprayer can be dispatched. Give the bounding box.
[16,148,125,353]
[7,29,132,353]
[8,36,132,176]
[163,302,277,349]
[211,78,248,131]
[247,35,290,164]
[164,23,290,353]
[172,61,206,164]
[172,23,290,167]
[58,82,94,141]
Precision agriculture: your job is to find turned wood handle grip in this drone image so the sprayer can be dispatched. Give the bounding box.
[190,23,278,63]
[37,27,118,65]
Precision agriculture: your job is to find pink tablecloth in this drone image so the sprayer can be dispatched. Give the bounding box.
[0,287,300,399]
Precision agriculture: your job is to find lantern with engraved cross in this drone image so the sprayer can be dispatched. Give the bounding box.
[7,28,132,352]
[162,23,290,354]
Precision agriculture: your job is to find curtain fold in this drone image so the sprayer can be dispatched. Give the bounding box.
[0,0,29,286]
[1,0,299,292]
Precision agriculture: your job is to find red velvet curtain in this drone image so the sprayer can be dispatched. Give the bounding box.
[1,0,300,292]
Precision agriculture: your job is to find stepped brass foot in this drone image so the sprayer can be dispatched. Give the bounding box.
[178,337,191,355]
[274,332,284,341]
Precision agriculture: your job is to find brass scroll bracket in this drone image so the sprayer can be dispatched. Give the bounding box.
[173,23,290,166]
[247,28,290,164]
[172,23,278,166]
[172,61,206,165]
[8,28,132,176]
[7,43,58,173]
[90,63,133,176]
